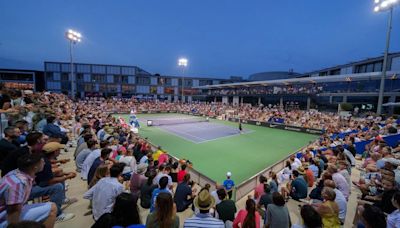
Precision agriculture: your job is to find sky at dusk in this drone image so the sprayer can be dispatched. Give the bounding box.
[1,0,400,78]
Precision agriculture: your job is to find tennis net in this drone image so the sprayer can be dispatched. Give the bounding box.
[147,116,209,126]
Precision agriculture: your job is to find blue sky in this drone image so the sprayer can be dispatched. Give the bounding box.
[1,0,400,78]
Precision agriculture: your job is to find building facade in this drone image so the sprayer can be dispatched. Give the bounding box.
[0,69,44,91]
[200,53,400,114]
[44,61,238,102]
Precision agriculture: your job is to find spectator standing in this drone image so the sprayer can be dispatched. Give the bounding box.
[223,172,235,199]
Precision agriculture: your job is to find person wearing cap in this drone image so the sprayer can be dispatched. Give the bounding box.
[223,172,235,199]
[183,189,225,228]
[33,142,77,222]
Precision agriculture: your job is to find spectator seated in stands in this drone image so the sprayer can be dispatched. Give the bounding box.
[183,189,224,228]
[87,148,113,185]
[281,170,308,201]
[0,154,57,228]
[146,192,179,228]
[150,176,172,213]
[129,163,148,200]
[33,142,77,222]
[265,192,291,228]
[324,180,347,224]
[174,173,197,212]
[292,205,322,228]
[43,115,68,144]
[81,140,109,181]
[75,139,97,173]
[93,193,144,228]
[314,187,341,228]
[1,132,44,177]
[233,198,260,228]
[140,170,157,209]
[83,163,125,221]
[0,126,19,170]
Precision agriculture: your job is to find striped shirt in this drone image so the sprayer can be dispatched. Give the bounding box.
[0,169,34,216]
[183,213,225,228]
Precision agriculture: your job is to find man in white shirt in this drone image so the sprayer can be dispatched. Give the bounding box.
[83,163,124,220]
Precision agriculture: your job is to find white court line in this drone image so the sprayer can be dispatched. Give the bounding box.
[197,129,255,144]
[157,126,207,143]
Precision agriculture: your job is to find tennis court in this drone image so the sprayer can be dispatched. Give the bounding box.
[140,116,253,143]
[119,113,317,184]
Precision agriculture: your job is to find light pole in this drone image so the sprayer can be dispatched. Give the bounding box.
[374,0,398,115]
[65,29,81,100]
[178,58,188,103]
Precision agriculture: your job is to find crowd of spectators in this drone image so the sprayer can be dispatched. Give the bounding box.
[0,85,400,227]
[207,84,323,96]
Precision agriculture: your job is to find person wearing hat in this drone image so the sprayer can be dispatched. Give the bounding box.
[183,189,225,228]
[130,163,148,200]
[33,142,77,222]
[223,172,235,200]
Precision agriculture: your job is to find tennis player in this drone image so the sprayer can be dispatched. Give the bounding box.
[238,119,243,134]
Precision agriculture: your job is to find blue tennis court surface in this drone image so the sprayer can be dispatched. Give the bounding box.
[140,116,253,143]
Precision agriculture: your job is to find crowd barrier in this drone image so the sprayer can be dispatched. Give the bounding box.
[234,143,313,201]
[354,133,400,155]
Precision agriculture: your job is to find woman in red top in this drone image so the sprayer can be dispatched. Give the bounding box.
[233,198,260,228]
[177,164,187,183]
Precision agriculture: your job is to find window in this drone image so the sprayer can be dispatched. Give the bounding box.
[92,74,106,83]
[164,78,172,86]
[46,72,53,81]
[107,84,118,92]
[122,85,135,93]
[61,83,71,90]
[85,84,94,91]
[114,75,122,83]
[330,69,341,75]
[136,76,150,85]
[366,63,374,73]
[199,80,212,86]
[76,73,84,82]
[61,73,69,81]
[319,71,328,76]
[121,75,129,83]
[374,62,383,72]
[45,63,60,72]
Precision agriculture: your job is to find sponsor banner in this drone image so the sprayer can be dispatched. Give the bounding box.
[225,117,321,135]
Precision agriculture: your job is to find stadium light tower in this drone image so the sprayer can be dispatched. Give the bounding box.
[374,0,399,115]
[178,58,188,103]
[65,29,82,100]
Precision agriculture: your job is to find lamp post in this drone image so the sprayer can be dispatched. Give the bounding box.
[374,0,398,115]
[178,58,188,103]
[65,29,81,100]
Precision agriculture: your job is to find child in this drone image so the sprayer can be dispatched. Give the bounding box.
[223,172,235,199]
